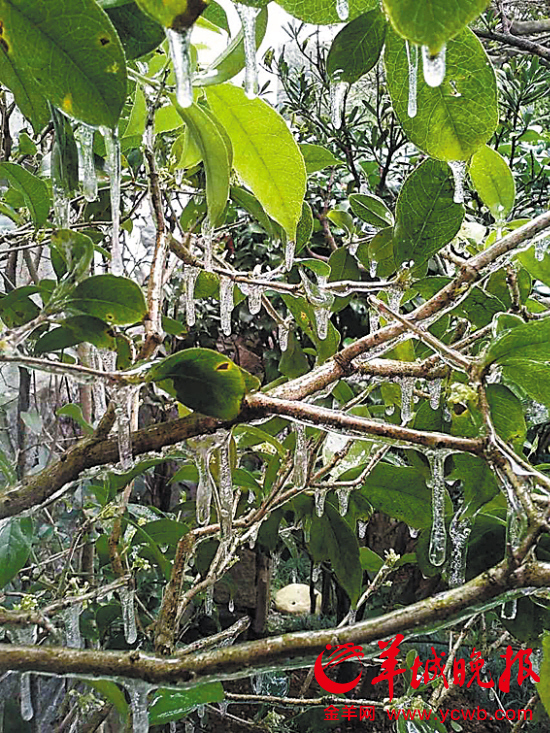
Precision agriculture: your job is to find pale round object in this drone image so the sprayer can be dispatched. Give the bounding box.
[274,583,321,615]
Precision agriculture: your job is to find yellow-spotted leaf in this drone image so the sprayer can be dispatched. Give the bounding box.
[469,145,515,221]
[68,275,147,326]
[206,84,306,239]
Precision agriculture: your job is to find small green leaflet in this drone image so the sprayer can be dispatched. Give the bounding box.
[327,8,387,84]
[0,518,32,589]
[469,145,515,221]
[0,162,50,228]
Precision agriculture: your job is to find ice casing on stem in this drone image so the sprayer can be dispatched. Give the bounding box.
[166,27,194,108]
[235,4,260,99]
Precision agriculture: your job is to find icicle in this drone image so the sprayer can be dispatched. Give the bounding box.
[387,287,401,312]
[218,433,233,538]
[279,320,290,351]
[53,185,70,229]
[228,597,235,613]
[219,276,234,336]
[119,584,138,644]
[501,598,518,620]
[218,701,229,718]
[315,487,327,517]
[201,219,214,271]
[247,284,262,315]
[427,450,448,567]
[428,378,442,410]
[20,673,33,721]
[347,607,357,624]
[336,487,352,516]
[369,258,378,278]
[369,307,380,333]
[385,404,395,416]
[127,680,150,733]
[358,520,367,539]
[170,722,177,733]
[194,444,216,525]
[183,265,200,327]
[421,44,446,87]
[285,239,295,270]
[248,522,260,549]
[409,526,419,539]
[236,4,260,99]
[102,127,123,275]
[534,236,550,261]
[336,0,349,21]
[113,385,137,471]
[330,81,348,128]
[448,160,467,204]
[63,603,83,648]
[399,377,414,424]
[293,423,307,488]
[74,124,97,202]
[205,585,214,615]
[185,722,195,733]
[448,512,472,587]
[312,563,321,582]
[300,271,334,340]
[405,41,418,118]
[166,27,194,108]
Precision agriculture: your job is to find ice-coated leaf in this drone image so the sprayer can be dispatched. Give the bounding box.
[134,0,207,28]
[68,275,147,325]
[176,100,230,228]
[206,84,306,239]
[105,1,165,60]
[469,144,515,221]
[349,192,394,228]
[0,518,32,589]
[56,403,94,436]
[0,162,50,228]
[393,159,463,266]
[35,316,116,354]
[383,0,489,53]
[0,0,127,129]
[326,8,387,84]
[385,27,497,161]
[148,348,260,420]
[276,0,378,25]
[299,143,342,174]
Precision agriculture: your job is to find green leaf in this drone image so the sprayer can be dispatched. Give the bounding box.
[349,192,394,228]
[131,519,189,546]
[296,201,314,253]
[360,546,384,573]
[276,0,378,25]
[0,518,32,588]
[469,145,515,221]
[1,0,127,129]
[0,286,40,327]
[451,454,499,517]
[279,330,310,378]
[357,226,396,278]
[483,317,550,367]
[517,246,550,289]
[0,43,49,132]
[135,0,207,28]
[382,0,489,53]
[328,247,361,312]
[537,631,550,717]
[327,209,354,237]
[206,84,306,239]
[282,293,341,364]
[84,680,129,722]
[148,348,260,420]
[51,229,94,283]
[299,143,342,174]
[327,9,387,84]
[0,162,50,227]
[486,383,526,449]
[309,503,362,606]
[394,159,464,266]
[149,684,224,725]
[68,275,147,325]
[35,316,116,354]
[384,27,498,161]
[56,403,94,436]
[175,100,230,228]
[105,1,165,60]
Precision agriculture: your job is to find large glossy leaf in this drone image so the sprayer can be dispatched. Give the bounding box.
[147,348,260,420]
[68,275,147,325]
[0,162,50,228]
[276,0,378,25]
[393,159,463,266]
[326,9,387,84]
[175,100,230,228]
[134,0,207,28]
[469,145,515,221]
[384,27,497,161]
[206,84,306,240]
[0,44,49,132]
[149,684,224,725]
[0,518,32,588]
[35,316,116,354]
[0,0,127,129]
[106,1,165,59]
[383,0,489,53]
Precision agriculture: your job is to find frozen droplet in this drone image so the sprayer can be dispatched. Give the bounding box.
[20,673,33,721]
[119,584,138,644]
[336,0,349,21]
[449,511,472,587]
[279,320,290,351]
[63,603,83,648]
[315,487,327,517]
[358,520,367,539]
[228,597,235,613]
[428,378,442,410]
[166,27,194,108]
[74,123,97,202]
[293,423,308,488]
[427,450,448,567]
[205,585,214,615]
[127,679,150,733]
[102,127,123,275]
[53,185,70,229]
[330,81,348,128]
[220,276,234,336]
[218,432,233,538]
[409,525,419,539]
[448,160,467,204]
[202,219,214,271]
[421,44,446,87]
[236,4,260,98]
[285,239,295,270]
[385,404,395,416]
[501,598,517,620]
[183,265,200,327]
[336,487,352,516]
[405,41,418,118]
[247,284,262,314]
[399,377,414,424]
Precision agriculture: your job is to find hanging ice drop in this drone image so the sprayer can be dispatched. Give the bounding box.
[52,185,71,229]
[285,239,295,270]
[279,320,290,351]
[448,511,472,587]
[127,679,150,733]
[427,450,448,567]
[63,603,83,648]
[448,160,467,204]
[336,0,349,21]
[218,432,233,538]
[119,584,138,644]
[315,487,327,517]
[202,219,214,271]
[183,265,200,327]
[220,276,235,336]
[248,284,263,315]
[205,584,214,615]
[336,487,352,516]
[236,4,260,98]
[195,445,216,525]
[399,376,414,424]
[405,41,418,118]
[166,27,194,108]
[427,378,442,410]
[421,44,446,87]
[103,127,123,275]
[330,81,348,128]
[20,673,33,721]
[501,597,518,620]
[293,423,308,488]
[113,385,137,471]
[74,123,97,202]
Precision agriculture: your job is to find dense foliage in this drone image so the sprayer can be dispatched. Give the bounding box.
[1,0,550,730]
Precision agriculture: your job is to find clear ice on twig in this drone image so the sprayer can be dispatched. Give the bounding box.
[166,27,194,108]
